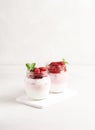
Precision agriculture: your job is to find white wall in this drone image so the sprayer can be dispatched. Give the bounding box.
[0,0,95,65]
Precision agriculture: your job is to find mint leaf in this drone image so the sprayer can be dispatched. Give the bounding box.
[26,63,36,71]
[26,63,31,70]
[30,63,36,71]
[62,58,69,64]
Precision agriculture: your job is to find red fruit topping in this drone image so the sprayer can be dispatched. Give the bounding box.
[53,69,60,73]
[50,62,58,66]
[48,65,61,73]
[33,67,47,79]
[48,68,60,73]
[34,74,43,79]
[41,71,47,76]
[27,65,47,79]
[57,61,64,65]
[39,67,46,71]
[34,68,40,74]
[48,60,67,73]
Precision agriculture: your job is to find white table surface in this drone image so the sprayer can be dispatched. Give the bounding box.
[0,65,95,130]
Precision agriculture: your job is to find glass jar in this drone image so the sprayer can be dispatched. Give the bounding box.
[49,71,68,93]
[25,71,51,100]
[48,62,68,93]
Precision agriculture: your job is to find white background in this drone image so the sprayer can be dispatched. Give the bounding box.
[0,0,95,65]
[0,1,95,130]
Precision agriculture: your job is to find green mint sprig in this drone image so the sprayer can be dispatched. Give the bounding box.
[62,58,69,64]
[26,63,36,71]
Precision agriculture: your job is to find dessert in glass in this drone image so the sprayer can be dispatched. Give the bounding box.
[48,59,68,93]
[25,63,51,100]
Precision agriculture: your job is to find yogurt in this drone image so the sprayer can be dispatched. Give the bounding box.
[25,70,51,100]
[49,71,68,93]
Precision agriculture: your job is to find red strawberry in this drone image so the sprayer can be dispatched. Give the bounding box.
[50,62,58,66]
[57,61,64,65]
[34,74,42,79]
[34,68,40,74]
[52,68,60,73]
[49,69,60,73]
[39,67,46,71]
[48,60,67,73]
[48,65,61,73]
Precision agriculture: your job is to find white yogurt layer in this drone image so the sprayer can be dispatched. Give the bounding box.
[25,76,51,100]
[49,71,68,93]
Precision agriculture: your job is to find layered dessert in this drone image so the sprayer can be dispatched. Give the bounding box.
[25,63,51,100]
[48,59,68,93]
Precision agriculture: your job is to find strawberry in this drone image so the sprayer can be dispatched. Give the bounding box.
[34,68,40,74]
[48,59,68,73]
[39,67,46,71]
[48,65,61,73]
[49,68,60,73]
[34,74,43,79]
[50,62,58,66]
[53,69,60,73]
[26,63,48,79]
[57,61,64,65]
[34,67,47,79]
